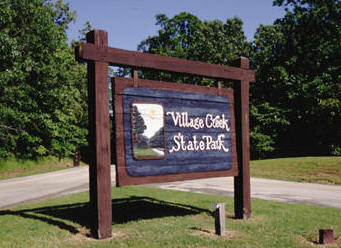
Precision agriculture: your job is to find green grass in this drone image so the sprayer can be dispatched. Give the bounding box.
[134,147,159,157]
[251,156,341,185]
[0,186,340,248]
[0,156,77,180]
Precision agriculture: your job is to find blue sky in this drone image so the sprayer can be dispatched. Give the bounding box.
[66,0,286,50]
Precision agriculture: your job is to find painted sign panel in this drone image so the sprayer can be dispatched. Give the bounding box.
[114,77,237,186]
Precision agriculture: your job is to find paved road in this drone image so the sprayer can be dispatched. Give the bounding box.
[0,166,340,210]
[0,166,115,210]
[147,177,341,209]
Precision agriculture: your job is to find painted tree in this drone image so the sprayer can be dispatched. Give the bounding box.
[132,106,147,143]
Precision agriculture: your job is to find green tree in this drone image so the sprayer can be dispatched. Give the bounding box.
[138,12,251,86]
[45,0,76,30]
[250,24,291,158]
[0,0,87,159]
[137,13,280,158]
[252,0,341,156]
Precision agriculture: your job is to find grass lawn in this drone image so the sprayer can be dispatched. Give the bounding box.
[0,186,340,248]
[134,147,159,157]
[250,157,341,185]
[0,156,78,180]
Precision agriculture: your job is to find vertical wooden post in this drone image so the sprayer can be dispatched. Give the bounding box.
[217,81,222,96]
[111,77,118,186]
[87,30,112,239]
[234,57,251,219]
[319,229,334,244]
[214,203,226,236]
[132,68,139,87]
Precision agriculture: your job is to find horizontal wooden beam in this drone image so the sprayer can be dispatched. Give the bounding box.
[77,43,255,82]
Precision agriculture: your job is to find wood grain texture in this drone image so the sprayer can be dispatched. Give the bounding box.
[113,77,238,186]
[87,30,112,239]
[123,93,233,176]
[233,57,251,219]
[79,29,253,237]
[78,43,255,82]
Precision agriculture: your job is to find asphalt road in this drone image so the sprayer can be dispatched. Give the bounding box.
[147,177,341,209]
[0,166,340,210]
[0,166,115,210]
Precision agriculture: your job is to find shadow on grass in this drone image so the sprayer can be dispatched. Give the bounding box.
[0,196,212,236]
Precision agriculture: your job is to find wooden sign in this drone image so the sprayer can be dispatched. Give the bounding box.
[76,29,255,239]
[113,77,238,186]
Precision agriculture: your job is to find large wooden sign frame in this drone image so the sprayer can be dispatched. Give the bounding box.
[113,77,238,186]
[76,30,255,239]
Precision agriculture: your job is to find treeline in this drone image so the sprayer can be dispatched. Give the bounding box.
[137,0,341,158]
[0,0,88,159]
[0,0,340,160]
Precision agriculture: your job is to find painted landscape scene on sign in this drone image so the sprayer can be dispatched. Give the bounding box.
[131,102,165,159]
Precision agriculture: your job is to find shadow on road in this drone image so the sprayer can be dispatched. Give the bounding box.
[0,196,211,237]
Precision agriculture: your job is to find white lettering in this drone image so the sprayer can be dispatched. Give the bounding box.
[205,114,230,131]
[166,112,181,126]
[169,133,182,153]
[168,133,230,153]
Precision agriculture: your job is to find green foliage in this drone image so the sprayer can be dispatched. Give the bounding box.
[45,0,76,30]
[1,1,339,160]
[137,12,282,158]
[250,25,291,158]
[251,0,341,156]
[0,0,87,159]
[138,6,340,158]
[71,20,93,47]
[138,12,250,85]
[250,102,290,158]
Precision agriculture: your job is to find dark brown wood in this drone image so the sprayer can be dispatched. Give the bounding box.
[73,148,80,166]
[113,77,238,186]
[77,43,255,82]
[217,81,222,96]
[234,57,251,219]
[111,77,118,186]
[319,229,334,244]
[76,30,254,238]
[132,68,138,87]
[87,30,112,239]
[114,77,236,97]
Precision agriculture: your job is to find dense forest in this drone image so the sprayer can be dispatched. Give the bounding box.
[0,0,340,160]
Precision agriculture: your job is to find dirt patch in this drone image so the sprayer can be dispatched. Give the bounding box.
[190,227,241,240]
[70,226,129,243]
[297,234,341,247]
